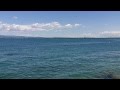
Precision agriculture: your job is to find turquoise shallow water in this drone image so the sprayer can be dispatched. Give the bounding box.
[0,37,120,79]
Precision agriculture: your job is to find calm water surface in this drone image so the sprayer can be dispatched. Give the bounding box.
[0,37,120,79]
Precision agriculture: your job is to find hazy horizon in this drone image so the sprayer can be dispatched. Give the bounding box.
[1,34,120,38]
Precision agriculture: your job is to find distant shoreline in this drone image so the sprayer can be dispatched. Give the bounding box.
[1,35,120,39]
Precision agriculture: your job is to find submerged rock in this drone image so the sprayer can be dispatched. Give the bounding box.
[98,71,120,79]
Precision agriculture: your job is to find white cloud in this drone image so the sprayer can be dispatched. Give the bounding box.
[60,31,120,38]
[79,31,120,38]
[13,16,18,19]
[64,23,80,29]
[101,31,120,35]
[74,24,80,27]
[65,24,72,28]
[31,22,62,31]
[0,21,80,31]
[1,21,120,38]
[100,31,120,37]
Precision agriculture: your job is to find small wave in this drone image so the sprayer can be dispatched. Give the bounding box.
[4,53,19,56]
[60,42,107,46]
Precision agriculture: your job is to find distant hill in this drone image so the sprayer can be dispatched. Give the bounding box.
[0,35,26,38]
[0,35,46,39]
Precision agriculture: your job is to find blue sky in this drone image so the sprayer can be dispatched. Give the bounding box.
[0,11,120,37]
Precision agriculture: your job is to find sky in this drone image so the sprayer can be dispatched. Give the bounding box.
[0,11,120,37]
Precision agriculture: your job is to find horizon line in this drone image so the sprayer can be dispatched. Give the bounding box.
[1,35,120,39]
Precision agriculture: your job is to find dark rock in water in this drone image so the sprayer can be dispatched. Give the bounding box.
[104,73,114,79]
[95,71,120,79]
[103,72,119,79]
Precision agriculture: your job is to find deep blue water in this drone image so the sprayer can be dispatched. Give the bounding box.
[0,37,120,79]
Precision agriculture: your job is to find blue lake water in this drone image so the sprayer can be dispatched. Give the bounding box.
[0,37,120,79]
